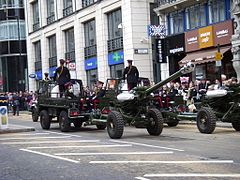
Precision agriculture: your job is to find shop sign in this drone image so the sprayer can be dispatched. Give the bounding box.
[185,29,198,52]
[156,39,166,63]
[213,20,233,46]
[134,48,148,54]
[85,57,97,70]
[148,25,166,38]
[108,50,124,66]
[29,74,36,78]
[49,67,56,77]
[68,62,76,70]
[165,33,185,56]
[35,70,42,80]
[198,26,214,49]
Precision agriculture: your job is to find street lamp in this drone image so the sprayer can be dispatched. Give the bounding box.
[3,5,21,91]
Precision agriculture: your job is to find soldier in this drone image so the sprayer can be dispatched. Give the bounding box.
[53,59,71,97]
[123,59,139,90]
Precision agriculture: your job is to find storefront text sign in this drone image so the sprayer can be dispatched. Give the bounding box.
[199,26,214,49]
[85,57,97,70]
[214,20,233,46]
[108,50,124,66]
[165,33,185,56]
[185,29,198,52]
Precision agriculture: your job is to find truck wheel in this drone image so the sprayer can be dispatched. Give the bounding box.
[232,121,240,131]
[107,111,124,139]
[96,124,106,130]
[32,108,39,122]
[59,111,71,132]
[73,121,82,128]
[147,108,164,136]
[40,110,51,130]
[167,121,179,127]
[196,107,216,134]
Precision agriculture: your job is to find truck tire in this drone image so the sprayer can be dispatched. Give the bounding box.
[40,110,51,130]
[107,111,124,139]
[96,124,107,130]
[73,121,82,128]
[196,107,216,134]
[232,121,240,131]
[59,111,71,132]
[32,108,39,122]
[167,121,179,127]
[146,108,164,136]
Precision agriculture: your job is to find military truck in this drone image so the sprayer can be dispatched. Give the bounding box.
[35,79,106,132]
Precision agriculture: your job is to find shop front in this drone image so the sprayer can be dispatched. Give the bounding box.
[180,20,235,82]
[85,57,98,88]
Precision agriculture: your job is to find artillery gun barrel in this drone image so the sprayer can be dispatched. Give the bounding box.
[145,63,194,96]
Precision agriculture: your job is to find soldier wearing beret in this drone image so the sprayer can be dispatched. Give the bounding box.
[123,59,139,90]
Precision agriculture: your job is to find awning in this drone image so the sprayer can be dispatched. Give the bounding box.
[179,46,231,66]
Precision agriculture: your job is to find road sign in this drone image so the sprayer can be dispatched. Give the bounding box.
[215,52,222,61]
[68,62,76,70]
[216,60,222,67]
[0,106,8,129]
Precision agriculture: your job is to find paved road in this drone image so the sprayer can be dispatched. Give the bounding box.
[1,114,240,180]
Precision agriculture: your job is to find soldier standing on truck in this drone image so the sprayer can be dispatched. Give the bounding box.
[123,59,139,91]
[53,59,71,97]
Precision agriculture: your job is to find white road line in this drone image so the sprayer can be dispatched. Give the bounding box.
[89,160,234,164]
[55,151,173,156]
[27,144,132,149]
[2,140,100,145]
[47,131,82,138]
[20,149,80,164]
[0,133,50,136]
[144,173,240,178]
[0,136,72,141]
[110,140,184,152]
[135,177,151,180]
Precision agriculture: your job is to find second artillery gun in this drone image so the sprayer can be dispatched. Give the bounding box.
[105,63,194,139]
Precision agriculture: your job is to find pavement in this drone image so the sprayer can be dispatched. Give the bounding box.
[0,111,35,134]
[0,111,233,134]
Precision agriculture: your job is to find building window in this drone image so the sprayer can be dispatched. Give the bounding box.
[169,10,184,34]
[63,0,73,17]
[208,0,225,24]
[82,0,95,8]
[48,35,57,68]
[47,0,55,24]
[110,64,124,78]
[86,69,98,88]
[107,9,123,52]
[0,21,26,41]
[84,19,97,59]
[34,41,42,71]
[65,28,75,62]
[32,1,40,31]
[0,0,24,7]
[185,3,206,30]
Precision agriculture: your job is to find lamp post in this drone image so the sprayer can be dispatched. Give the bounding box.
[4,6,21,91]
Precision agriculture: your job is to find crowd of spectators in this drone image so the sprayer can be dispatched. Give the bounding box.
[0,90,36,116]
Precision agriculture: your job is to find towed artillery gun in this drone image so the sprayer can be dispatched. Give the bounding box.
[106,63,194,139]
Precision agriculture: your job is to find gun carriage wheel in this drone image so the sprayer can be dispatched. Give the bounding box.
[232,121,240,131]
[146,108,164,136]
[196,107,216,134]
[32,108,39,122]
[107,111,124,139]
[40,110,51,129]
[59,111,71,132]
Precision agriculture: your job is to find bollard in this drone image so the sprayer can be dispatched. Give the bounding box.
[0,106,8,129]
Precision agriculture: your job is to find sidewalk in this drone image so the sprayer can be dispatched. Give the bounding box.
[0,111,35,134]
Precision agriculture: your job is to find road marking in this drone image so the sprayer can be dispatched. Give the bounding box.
[20,149,80,164]
[144,173,240,178]
[55,151,173,156]
[0,133,50,136]
[0,136,72,141]
[27,144,132,149]
[135,177,151,180]
[2,140,100,145]
[89,160,234,164]
[110,140,184,152]
[47,131,82,138]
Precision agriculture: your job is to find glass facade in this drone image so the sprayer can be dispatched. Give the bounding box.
[63,0,73,17]
[47,0,55,24]
[34,41,42,71]
[84,19,97,59]
[48,35,57,68]
[32,0,39,31]
[65,28,75,62]
[169,11,184,34]
[0,0,24,7]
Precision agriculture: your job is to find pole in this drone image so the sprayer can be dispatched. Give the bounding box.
[217,44,222,87]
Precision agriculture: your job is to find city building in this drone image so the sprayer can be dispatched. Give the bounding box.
[155,0,236,82]
[0,0,27,92]
[25,0,161,91]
